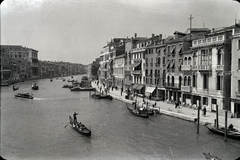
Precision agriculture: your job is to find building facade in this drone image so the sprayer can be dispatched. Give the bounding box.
[231,24,240,117]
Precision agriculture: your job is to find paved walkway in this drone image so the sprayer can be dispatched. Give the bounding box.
[92,82,240,131]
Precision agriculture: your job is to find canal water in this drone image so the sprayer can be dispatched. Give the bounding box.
[1,75,240,160]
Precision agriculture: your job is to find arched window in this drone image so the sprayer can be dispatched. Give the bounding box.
[188,57,192,65]
[179,76,182,88]
[188,76,191,86]
[184,76,187,86]
[184,57,188,65]
[167,76,170,86]
[171,76,175,86]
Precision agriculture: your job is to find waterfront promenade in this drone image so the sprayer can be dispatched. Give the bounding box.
[92,82,240,131]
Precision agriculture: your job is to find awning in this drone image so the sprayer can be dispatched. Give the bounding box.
[166,61,170,68]
[178,44,183,53]
[125,81,132,86]
[132,84,139,89]
[130,63,141,68]
[171,45,175,53]
[170,60,175,68]
[145,87,156,93]
[136,84,144,90]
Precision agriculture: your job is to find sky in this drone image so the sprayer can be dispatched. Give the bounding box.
[1,0,240,65]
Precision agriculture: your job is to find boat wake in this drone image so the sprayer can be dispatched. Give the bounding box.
[33,97,79,101]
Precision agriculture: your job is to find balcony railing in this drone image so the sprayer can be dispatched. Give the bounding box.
[181,65,192,71]
[192,65,198,70]
[155,63,160,67]
[146,63,149,67]
[198,65,212,71]
[216,65,224,71]
[165,83,180,89]
[181,86,192,92]
[132,70,141,75]
[150,63,153,66]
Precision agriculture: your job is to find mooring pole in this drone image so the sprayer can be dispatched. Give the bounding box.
[224,110,228,142]
[216,104,219,129]
[197,106,200,134]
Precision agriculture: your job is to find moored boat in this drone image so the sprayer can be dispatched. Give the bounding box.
[205,123,240,140]
[91,92,113,100]
[203,152,221,160]
[70,87,95,91]
[69,116,91,136]
[126,104,149,118]
[15,92,34,99]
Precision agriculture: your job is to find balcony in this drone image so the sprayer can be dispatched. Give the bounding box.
[155,63,160,67]
[236,92,240,98]
[216,65,224,71]
[198,65,212,71]
[181,86,192,93]
[192,65,198,70]
[132,70,141,75]
[181,65,192,71]
[146,63,149,67]
[154,73,160,77]
[146,74,153,77]
[165,83,180,89]
[150,63,153,66]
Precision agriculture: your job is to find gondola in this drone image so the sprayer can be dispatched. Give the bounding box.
[69,116,91,136]
[203,152,221,160]
[15,92,34,99]
[91,92,113,100]
[32,85,39,90]
[126,103,149,118]
[70,87,96,91]
[205,123,240,140]
[12,86,19,91]
[32,83,39,90]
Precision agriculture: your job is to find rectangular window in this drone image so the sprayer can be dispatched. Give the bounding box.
[238,39,240,50]
[193,75,196,87]
[203,74,208,89]
[207,38,211,43]
[216,76,223,90]
[238,80,240,93]
[238,59,240,70]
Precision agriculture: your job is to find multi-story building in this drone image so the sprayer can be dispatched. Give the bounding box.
[145,34,166,100]
[189,26,238,114]
[113,54,125,90]
[0,45,37,80]
[99,38,127,87]
[231,24,240,118]
[28,48,39,78]
[130,35,150,96]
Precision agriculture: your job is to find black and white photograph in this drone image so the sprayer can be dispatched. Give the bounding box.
[1,0,240,159]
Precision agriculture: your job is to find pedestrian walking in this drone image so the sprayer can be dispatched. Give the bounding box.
[202,106,207,117]
[175,101,180,109]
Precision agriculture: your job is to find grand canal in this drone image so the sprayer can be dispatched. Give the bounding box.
[1,75,240,160]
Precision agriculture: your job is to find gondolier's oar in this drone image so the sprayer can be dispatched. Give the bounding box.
[64,122,70,128]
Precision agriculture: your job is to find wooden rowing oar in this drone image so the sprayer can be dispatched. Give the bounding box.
[64,122,70,128]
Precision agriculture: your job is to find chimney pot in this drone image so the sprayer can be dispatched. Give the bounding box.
[134,33,137,38]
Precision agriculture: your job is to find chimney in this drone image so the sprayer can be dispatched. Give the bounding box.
[159,34,162,41]
[152,33,155,38]
[134,33,137,38]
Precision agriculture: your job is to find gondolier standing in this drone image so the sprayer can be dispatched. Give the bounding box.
[73,112,78,125]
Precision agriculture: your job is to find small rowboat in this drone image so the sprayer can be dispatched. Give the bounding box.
[69,116,91,136]
[126,104,149,118]
[205,123,240,140]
